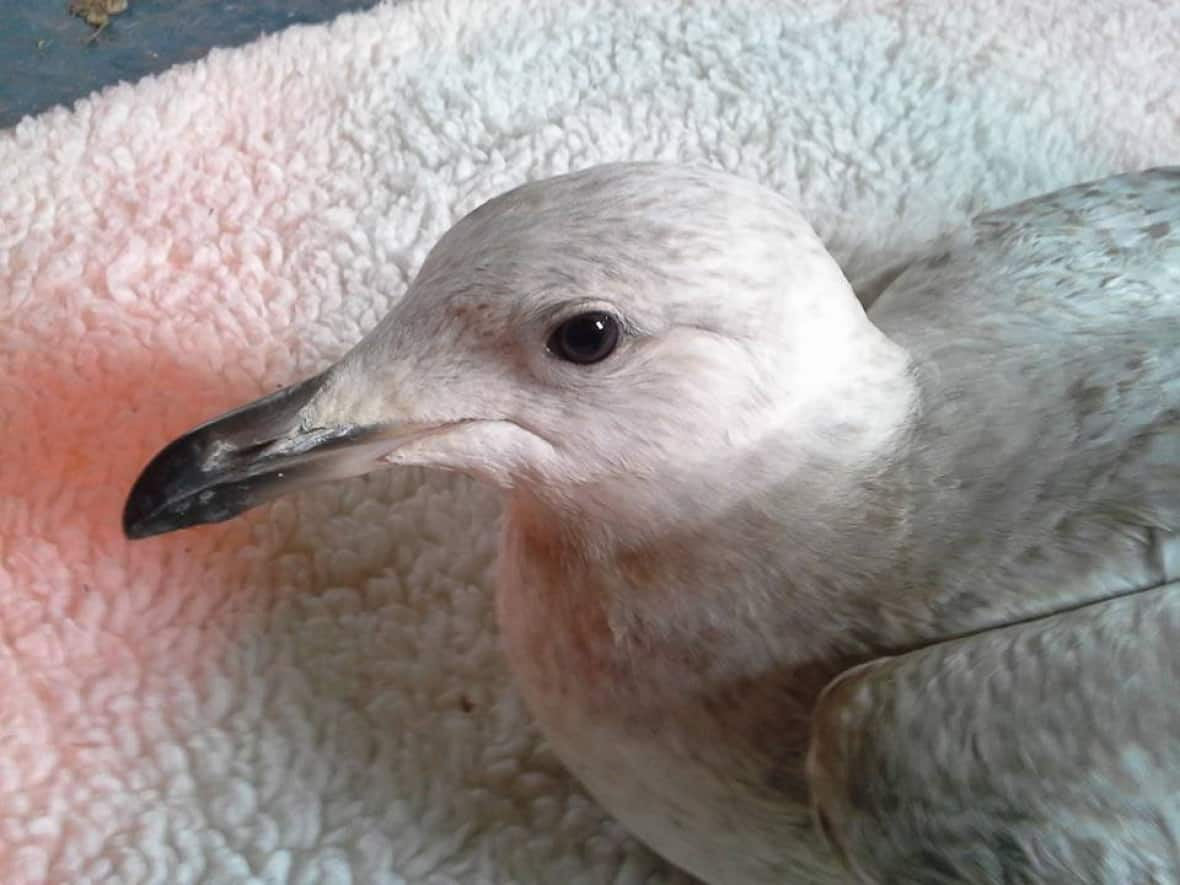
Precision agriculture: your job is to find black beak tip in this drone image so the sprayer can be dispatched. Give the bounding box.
[122,510,152,540]
[121,491,167,540]
[121,432,219,541]
[122,424,289,541]
[121,374,340,541]
[122,455,183,541]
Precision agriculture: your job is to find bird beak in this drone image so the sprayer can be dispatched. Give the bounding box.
[123,371,409,540]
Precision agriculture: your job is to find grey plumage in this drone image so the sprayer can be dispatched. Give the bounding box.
[808,169,1180,882]
[809,580,1180,884]
[124,164,1180,884]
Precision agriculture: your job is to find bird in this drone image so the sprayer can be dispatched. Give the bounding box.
[123,162,1180,884]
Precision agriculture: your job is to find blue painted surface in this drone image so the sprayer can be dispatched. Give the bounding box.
[0,0,381,129]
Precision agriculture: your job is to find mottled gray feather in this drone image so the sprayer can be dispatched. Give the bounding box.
[809,582,1180,884]
[812,168,1180,883]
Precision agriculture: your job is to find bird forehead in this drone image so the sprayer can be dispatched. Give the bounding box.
[407,247,743,342]
[396,165,833,344]
[422,164,805,283]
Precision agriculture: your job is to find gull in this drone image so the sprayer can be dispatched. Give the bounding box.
[123,163,1180,884]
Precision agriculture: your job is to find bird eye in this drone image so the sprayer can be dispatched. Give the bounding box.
[547,311,621,365]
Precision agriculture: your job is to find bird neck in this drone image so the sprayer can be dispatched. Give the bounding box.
[504,329,922,664]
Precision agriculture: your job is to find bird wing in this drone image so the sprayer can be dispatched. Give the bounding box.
[855,168,1180,640]
[808,169,1180,882]
[806,581,1180,885]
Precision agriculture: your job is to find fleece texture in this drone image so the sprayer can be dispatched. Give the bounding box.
[1,0,1177,882]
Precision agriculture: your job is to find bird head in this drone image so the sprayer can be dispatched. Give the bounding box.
[124,163,898,541]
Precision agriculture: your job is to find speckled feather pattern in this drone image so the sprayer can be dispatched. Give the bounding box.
[2,1,1179,884]
[870,169,1180,638]
[807,169,1180,883]
[810,583,1180,884]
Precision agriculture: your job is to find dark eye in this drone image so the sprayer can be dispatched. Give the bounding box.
[547,311,621,365]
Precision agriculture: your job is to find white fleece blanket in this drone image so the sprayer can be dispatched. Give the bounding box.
[1,1,1177,882]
